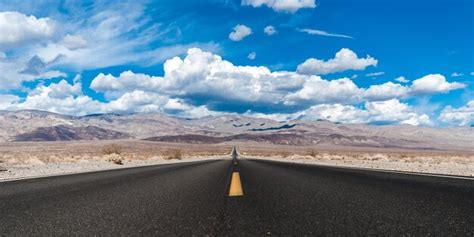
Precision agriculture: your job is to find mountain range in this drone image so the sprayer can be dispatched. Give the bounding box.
[0,110,473,151]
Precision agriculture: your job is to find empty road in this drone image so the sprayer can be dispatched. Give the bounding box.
[1,157,473,235]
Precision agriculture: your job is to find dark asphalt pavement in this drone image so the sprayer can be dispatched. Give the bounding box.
[1,158,473,236]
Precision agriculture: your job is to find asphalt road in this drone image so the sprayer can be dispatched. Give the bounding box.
[1,158,473,236]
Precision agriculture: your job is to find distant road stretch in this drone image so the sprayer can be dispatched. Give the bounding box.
[1,158,473,235]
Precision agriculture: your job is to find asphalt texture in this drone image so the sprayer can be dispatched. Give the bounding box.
[1,158,473,236]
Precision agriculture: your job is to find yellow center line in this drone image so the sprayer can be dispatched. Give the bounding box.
[228,172,244,197]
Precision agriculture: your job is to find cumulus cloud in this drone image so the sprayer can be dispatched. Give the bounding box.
[89,48,466,117]
[395,76,409,83]
[439,101,474,126]
[297,48,378,75]
[364,82,409,101]
[89,48,385,114]
[410,74,466,95]
[450,72,463,77]
[364,99,431,126]
[299,104,369,124]
[90,71,163,100]
[3,76,219,118]
[0,11,55,48]
[242,0,316,13]
[1,48,466,126]
[10,79,101,115]
[264,25,277,35]
[283,77,362,106]
[247,51,256,60]
[297,28,352,39]
[229,24,252,41]
[262,99,431,126]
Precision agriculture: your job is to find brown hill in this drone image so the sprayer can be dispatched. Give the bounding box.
[14,125,131,141]
[0,110,473,152]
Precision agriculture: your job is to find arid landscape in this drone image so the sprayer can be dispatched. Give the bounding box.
[1,110,473,180]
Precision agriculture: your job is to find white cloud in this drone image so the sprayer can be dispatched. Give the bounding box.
[299,104,369,124]
[297,48,378,75]
[410,74,466,95]
[88,48,465,119]
[101,90,167,114]
[364,82,409,101]
[0,48,463,127]
[450,72,463,77]
[283,77,362,106]
[247,51,256,60]
[0,11,55,48]
[363,75,466,101]
[0,94,20,110]
[229,24,252,41]
[90,48,365,112]
[11,79,101,116]
[62,34,87,50]
[365,71,385,77]
[297,28,352,39]
[3,77,217,118]
[90,71,163,100]
[364,99,431,126]
[264,25,277,35]
[288,99,431,126]
[439,101,474,126]
[0,51,6,59]
[395,76,409,83]
[242,0,316,13]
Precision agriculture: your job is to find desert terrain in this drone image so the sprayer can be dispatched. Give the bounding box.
[1,139,473,181]
[1,110,473,180]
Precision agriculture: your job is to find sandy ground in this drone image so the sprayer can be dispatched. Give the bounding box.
[0,156,222,182]
[1,140,473,181]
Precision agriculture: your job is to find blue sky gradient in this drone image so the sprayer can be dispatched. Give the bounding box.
[0,0,472,126]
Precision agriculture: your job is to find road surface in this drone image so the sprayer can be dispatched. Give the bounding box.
[1,157,473,235]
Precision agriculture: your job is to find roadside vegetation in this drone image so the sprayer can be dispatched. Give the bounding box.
[163,149,183,160]
[102,143,124,165]
[102,143,122,155]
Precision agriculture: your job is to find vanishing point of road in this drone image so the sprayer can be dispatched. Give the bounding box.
[1,148,473,236]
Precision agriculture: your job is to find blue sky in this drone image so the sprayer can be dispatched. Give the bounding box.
[0,0,472,126]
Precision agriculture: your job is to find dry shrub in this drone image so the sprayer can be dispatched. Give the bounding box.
[279,151,291,158]
[102,144,122,155]
[308,149,318,158]
[110,157,123,165]
[105,153,124,165]
[163,149,183,160]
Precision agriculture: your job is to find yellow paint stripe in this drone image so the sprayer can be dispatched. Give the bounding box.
[228,172,244,197]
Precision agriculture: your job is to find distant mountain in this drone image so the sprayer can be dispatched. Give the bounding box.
[1,110,473,151]
[14,125,131,142]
